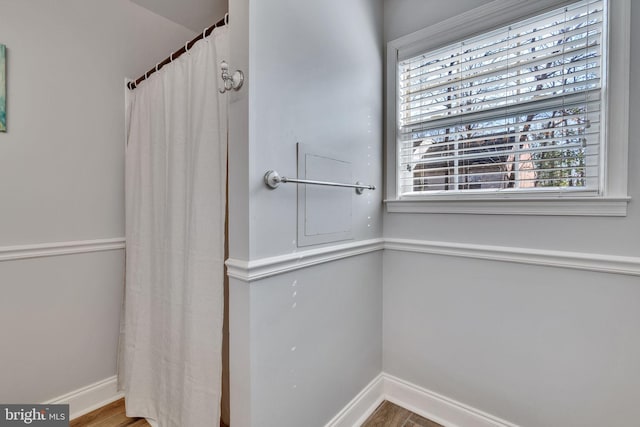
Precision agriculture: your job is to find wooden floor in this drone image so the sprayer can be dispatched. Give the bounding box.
[70,399,149,427]
[70,399,231,427]
[71,398,436,427]
[361,401,443,427]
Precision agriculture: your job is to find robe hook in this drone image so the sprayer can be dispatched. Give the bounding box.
[219,60,244,93]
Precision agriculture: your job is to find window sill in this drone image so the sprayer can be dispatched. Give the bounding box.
[384,197,630,216]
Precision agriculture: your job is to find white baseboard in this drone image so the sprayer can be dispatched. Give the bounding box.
[324,374,385,427]
[326,373,518,427]
[50,372,517,426]
[383,374,518,427]
[44,376,124,420]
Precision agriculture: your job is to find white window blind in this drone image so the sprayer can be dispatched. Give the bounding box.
[397,0,604,196]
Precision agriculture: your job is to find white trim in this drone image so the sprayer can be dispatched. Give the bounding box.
[43,376,123,420]
[324,374,385,427]
[0,238,126,262]
[385,0,631,212]
[226,238,384,282]
[385,197,629,216]
[385,0,582,203]
[325,373,518,427]
[226,236,640,282]
[382,374,519,427]
[384,238,640,276]
[604,0,631,199]
[389,0,578,61]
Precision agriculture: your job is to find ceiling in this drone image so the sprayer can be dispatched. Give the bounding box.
[131,0,228,32]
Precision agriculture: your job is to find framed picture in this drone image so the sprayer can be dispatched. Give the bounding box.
[0,44,5,132]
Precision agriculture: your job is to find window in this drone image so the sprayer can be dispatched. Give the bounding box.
[385,0,630,216]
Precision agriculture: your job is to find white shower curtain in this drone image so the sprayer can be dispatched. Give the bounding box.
[119,27,228,427]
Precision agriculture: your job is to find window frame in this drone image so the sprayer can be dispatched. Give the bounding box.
[384,0,630,216]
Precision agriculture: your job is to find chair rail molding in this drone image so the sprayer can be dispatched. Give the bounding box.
[384,238,640,277]
[226,238,385,282]
[0,238,126,262]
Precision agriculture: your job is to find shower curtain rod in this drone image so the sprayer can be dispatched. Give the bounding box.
[127,14,228,90]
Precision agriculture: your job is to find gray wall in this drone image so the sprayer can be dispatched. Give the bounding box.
[227,0,384,425]
[250,254,382,426]
[382,1,640,426]
[384,0,492,42]
[0,0,195,403]
[131,0,228,32]
[246,0,384,259]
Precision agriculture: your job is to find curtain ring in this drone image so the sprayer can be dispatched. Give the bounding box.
[145,70,150,79]
[224,13,229,25]
[170,52,174,62]
[185,41,190,54]
[155,63,160,72]
[203,27,208,40]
